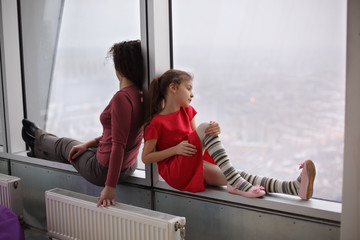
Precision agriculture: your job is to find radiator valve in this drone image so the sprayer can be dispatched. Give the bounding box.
[175,221,186,239]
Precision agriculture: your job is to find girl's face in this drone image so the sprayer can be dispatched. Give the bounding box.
[173,78,194,108]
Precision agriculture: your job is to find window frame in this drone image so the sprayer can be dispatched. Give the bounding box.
[0,0,152,186]
[0,0,24,154]
[149,0,344,224]
[0,27,6,152]
[170,0,346,203]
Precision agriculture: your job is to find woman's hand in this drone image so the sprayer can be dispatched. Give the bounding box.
[97,185,116,207]
[205,121,221,136]
[174,140,197,156]
[68,143,87,162]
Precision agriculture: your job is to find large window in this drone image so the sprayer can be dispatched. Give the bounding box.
[172,0,346,201]
[47,0,140,142]
[21,0,144,168]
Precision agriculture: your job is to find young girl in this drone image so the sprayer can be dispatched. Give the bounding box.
[142,69,316,199]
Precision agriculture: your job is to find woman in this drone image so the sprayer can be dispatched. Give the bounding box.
[22,40,144,207]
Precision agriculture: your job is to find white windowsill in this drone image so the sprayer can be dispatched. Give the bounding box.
[0,151,149,186]
[154,180,341,223]
[1,151,341,224]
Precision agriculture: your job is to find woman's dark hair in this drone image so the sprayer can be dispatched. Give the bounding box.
[107,40,144,89]
[145,69,192,124]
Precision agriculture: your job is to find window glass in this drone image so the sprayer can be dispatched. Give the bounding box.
[21,0,144,169]
[172,0,346,201]
[20,0,63,130]
[0,59,4,152]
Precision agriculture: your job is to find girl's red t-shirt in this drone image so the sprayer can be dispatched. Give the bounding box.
[144,106,208,192]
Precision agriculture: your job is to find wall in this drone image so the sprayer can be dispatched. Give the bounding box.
[340,0,360,239]
[0,154,340,240]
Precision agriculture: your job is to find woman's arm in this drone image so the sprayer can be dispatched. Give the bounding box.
[97,185,116,207]
[68,138,98,162]
[84,138,99,148]
[98,93,132,207]
[142,139,197,164]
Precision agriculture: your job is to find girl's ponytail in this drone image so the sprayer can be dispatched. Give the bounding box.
[145,77,163,124]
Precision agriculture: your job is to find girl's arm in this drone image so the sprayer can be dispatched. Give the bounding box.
[190,117,221,136]
[205,121,221,135]
[142,138,197,164]
[191,117,197,130]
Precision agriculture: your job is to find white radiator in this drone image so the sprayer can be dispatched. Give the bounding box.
[0,173,23,217]
[45,188,186,240]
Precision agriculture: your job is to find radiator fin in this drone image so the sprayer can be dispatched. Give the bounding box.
[0,185,10,208]
[0,173,23,217]
[46,188,185,240]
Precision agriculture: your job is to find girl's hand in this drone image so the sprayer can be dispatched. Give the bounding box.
[97,185,116,207]
[205,121,221,136]
[175,141,197,156]
[68,144,87,162]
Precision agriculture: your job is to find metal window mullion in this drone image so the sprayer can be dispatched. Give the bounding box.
[340,0,360,239]
[0,0,25,154]
[143,0,172,188]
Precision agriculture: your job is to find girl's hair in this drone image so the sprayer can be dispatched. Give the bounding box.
[145,69,192,123]
[107,40,144,89]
